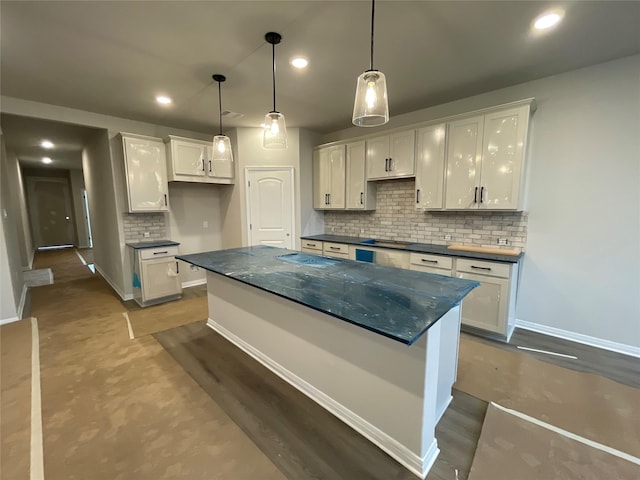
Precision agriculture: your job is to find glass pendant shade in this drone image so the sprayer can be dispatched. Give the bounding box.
[352,70,389,127]
[263,111,287,149]
[212,134,233,163]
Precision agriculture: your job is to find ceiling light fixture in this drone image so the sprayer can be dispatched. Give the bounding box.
[352,0,389,127]
[156,95,172,105]
[533,11,563,30]
[42,157,52,164]
[263,32,287,149]
[290,57,308,69]
[41,140,54,149]
[211,74,233,167]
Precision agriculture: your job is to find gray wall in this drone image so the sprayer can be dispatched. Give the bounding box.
[0,135,26,322]
[322,54,640,349]
[3,146,33,269]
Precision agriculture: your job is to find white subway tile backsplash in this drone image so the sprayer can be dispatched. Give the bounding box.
[122,213,167,242]
[323,178,528,251]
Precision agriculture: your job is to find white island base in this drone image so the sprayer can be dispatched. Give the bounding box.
[205,272,461,478]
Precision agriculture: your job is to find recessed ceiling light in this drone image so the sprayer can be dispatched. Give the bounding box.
[290,57,308,69]
[42,157,52,164]
[533,11,563,30]
[41,140,54,149]
[156,95,172,105]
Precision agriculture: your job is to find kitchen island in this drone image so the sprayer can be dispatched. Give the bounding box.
[177,246,478,478]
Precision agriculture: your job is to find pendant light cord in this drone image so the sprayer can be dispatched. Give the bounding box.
[217,81,223,135]
[272,42,277,112]
[370,0,375,71]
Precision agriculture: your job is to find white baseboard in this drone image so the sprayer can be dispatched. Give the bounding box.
[0,315,20,325]
[94,264,133,301]
[207,318,437,479]
[181,278,207,289]
[516,319,640,358]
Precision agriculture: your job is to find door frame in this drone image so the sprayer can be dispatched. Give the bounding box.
[245,166,296,249]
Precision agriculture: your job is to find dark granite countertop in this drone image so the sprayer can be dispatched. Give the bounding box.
[126,240,180,249]
[177,246,478,346]
[301,234,523,263]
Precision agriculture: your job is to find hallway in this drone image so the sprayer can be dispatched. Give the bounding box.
[2,248,284,480]
[2,248,639,479]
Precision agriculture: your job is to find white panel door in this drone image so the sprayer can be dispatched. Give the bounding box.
[456,272,509,335]
[172,140,207,177]
[328,145,346,209]
[445,115,484,209]
[123,136,169,212]
[366,136,390,180]
[388,130,415,177]
[479,106,528,210]
[415,124,446,209]
[346,141,366,209]
[247,168,294,249]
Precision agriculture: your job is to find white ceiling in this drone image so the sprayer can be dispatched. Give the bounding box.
[1,1,639,165]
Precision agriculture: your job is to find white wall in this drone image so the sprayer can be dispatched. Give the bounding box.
[222,127,305,249]
[299,129,324,236]
[3,147,33,268]
[322,54,640,349]
[0,135,26,322]
[167,182,223,286]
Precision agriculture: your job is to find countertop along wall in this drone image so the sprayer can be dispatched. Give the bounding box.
[321,54,640,353]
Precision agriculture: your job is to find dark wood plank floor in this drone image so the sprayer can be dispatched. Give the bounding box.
[155,322,486,480]
[464,328,640,388]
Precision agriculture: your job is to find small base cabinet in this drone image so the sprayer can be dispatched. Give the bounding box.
[454,258,518,341]
[132,246,182,307]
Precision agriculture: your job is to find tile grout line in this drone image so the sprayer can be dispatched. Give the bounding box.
[30,317,44,480]
[491,402,640,465]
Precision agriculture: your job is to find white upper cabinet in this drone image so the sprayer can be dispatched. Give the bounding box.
[313,145,346,209]
[165,135,234,184]
[366,130,415,180]
[121,133,169,213]
[415,124,447,210]
[346,141,376,210]
[445,103,531,210]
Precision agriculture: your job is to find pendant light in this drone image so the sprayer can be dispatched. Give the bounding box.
[263,32,287,149]
[212,74,234,165]
[352,0,389,127]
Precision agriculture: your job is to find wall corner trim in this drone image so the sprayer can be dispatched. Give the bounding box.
[94,264,133,301]
[515,319,640,358]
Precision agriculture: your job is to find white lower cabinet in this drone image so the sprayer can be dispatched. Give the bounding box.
[133,246,182,307]
[301,239,323,254]
[323,242,349,259]
[454,258,517,340]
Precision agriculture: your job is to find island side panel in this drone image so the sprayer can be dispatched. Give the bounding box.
[205,272,450,478]
[435,305,461,423]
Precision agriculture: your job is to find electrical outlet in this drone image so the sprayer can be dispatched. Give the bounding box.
[143,232,150,238]
[497,238,508,245]
[444,234,452,241]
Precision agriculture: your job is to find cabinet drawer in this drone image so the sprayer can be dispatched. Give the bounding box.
[301,240,323,251]
[323,242,349,255]
[139,246,179,260]
[455,258,510,278]
[409,253,452,270]
[324,251,349,260]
